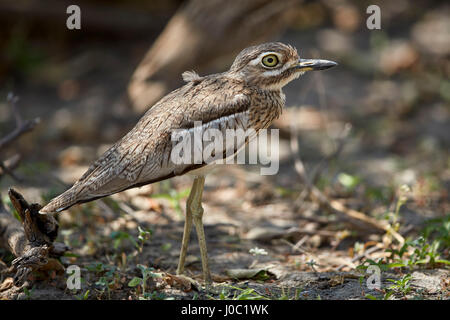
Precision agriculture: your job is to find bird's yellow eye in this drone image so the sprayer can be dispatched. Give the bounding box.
[261,54,279,67]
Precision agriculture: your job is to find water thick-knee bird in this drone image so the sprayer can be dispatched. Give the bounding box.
[40,42,336,283]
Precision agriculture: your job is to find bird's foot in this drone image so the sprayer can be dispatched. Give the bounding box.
[174,272,222,297]
[170,273,200,290]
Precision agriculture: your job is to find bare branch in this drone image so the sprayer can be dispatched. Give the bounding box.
[0,94,40,151]
[0,154,22,182]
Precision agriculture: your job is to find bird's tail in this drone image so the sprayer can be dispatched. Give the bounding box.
[39,185,83,214]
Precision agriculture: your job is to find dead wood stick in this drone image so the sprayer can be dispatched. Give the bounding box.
[0,189,67,285]
[0,154,22,182]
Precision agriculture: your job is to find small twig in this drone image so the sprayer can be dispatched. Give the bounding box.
[288,235,311,254]
[290,122,312,190]
[336,244,384,271]
[117,201,135,215]
[280,238,308,254]
[0,154,22,182]
[293,123,352,207]
[9,93,22,127]
[97,199,118,220]
[309,123,352,186]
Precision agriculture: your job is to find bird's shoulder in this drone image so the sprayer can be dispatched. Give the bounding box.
[74,73,253,187]
[137,73,252,131]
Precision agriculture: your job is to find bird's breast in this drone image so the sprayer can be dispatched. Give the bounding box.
[248,89,284,131]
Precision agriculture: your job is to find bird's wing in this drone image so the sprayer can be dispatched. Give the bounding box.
[40,78,253,213]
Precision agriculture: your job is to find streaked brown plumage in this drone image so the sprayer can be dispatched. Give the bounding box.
[40,42,336,283]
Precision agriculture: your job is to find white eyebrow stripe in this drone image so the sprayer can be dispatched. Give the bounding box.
[261,69,283,76]
[263,71,304,90]
[261,60,296,77]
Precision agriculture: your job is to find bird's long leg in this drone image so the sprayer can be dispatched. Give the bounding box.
[176,179,196,275]
[188,176,212,283]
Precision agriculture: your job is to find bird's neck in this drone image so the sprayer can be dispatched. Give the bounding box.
[248,87,285,130]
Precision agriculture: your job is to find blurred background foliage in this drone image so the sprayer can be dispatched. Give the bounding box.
[1,0,447,198]
[0,0,448,218]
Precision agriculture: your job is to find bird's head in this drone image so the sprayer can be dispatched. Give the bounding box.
[229,42,337,90]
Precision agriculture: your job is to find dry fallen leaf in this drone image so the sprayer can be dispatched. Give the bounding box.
[225,268,270,280]
[328,275,345,287]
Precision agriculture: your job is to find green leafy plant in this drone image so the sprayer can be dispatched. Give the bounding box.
[1,194,20,222]
[365,292,394,300]
[128,264,162,300]
[22,286,34,300]
[75,290,90,300]
[337,172,361,191]
[214,285,269,300]
[88,263,119,300]
[365,274,413,300]
[151,187,190,217]
[357,208,449,300]
[306,259,320,272]
[110,225,152,252]
[383,184,410,238]
[137,226,152,252]
[275,286,303,300]
[387,274,412,297]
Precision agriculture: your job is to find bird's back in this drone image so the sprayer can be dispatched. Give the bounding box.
[40,73,283,213]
